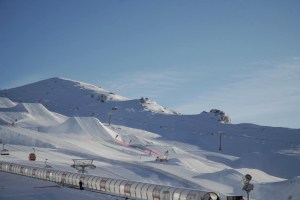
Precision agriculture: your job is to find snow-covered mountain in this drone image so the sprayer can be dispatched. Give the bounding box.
[0,77,229,119]
[1,77,300,200]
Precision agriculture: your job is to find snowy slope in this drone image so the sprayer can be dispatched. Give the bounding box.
[0,77,190,119]
[1,78,300,200]
[0,97,16,108]
[0,102,66,127]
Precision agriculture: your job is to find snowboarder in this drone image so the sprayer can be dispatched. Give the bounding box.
[79,180,84,190]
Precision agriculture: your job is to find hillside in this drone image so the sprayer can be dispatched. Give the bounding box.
[0,77,232,129]
[1,77,300,200]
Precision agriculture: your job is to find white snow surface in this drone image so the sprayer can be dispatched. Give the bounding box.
[0,77,300,200]
[0,97,16,108]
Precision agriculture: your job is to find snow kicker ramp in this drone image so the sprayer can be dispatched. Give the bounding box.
[0,103,66,127]
[40,117,118,141]
[20,103,66,126]
[0,97,16,108]
[39,117,161,156]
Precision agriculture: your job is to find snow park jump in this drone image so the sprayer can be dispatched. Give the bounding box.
[114,136,162,157]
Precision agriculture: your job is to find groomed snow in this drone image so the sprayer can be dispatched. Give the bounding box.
[1,79,300,200]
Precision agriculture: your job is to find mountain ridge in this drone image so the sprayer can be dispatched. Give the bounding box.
[0,77,231,125]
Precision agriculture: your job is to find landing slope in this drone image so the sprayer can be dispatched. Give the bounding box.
[0,102,66,127]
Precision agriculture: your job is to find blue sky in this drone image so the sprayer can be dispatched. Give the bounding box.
[0,0,300,128]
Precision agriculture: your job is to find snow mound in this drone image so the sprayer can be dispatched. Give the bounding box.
[19,103,66,126]
[0,97,16,108]
[0,102,66,127]
[236,168,285,183]
[40,117,117,140]
[23,103,64,121]
[0,103,28,112]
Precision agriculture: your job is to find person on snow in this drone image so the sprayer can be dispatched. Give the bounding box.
[79,180,84,190]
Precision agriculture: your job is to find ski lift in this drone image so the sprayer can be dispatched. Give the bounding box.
[29,148,36,161]
[71,159,96,174]
[44,159,52,168]
[1,143,9,156]
[155,150,169,162]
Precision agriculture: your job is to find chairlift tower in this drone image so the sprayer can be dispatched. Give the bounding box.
[71,159,96,174]
[44,159,52,168]
[1,143,9,156]
[219,131,222,151]
[108,113,112,126]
